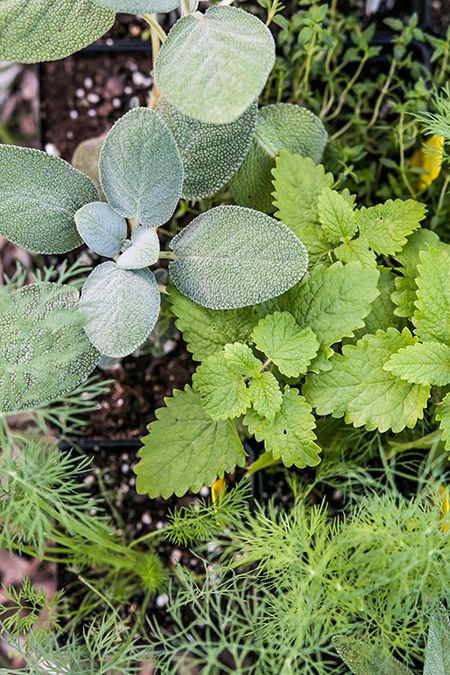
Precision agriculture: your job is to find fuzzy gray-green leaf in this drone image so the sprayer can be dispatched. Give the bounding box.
[75,201,127,258]
[94,0,179,12]
[0,0,114,64]
[80,262,160,358]
[0,145,99,254]
[155,6,275,124]
[99,108,183,227]
[0,283,100,414]
[169,206,308,309]
[117,227,160,270]
[157,98,257,200]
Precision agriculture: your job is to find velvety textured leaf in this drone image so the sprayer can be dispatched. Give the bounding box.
[357,199,426,256]
[384,341,450,386]
[436,393,450,454]
[80,262,160,358]
[277,262,379,348]
[75,201,127,258]
[0,283,99,414]
[155,6,275,124]
[332,636,414,675]
[0,145,98,254]
[193,343,261,420]
[135,386,246,498]
[252,311,319,377]
[231,104,327,212]
[244,386,321,468]
[94,0,179,12]
[0,0,114,63]
[170,285,257,361]
[248,371,282,421]
[304,328,430,433]
[117,227,160,270]
[318,187,357,244]
[423,606,450,675]
[99,108,183,227]
[157,98,257,200]
[169,206,308,309]
[413,246,450,345]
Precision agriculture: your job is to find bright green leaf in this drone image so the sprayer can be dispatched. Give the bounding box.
[252,311,319,377]
[99,107,183,227]
[318,187,357,244]
[244,386,321,468]
[117,227,160,270]
[334,236,376,268]
[80,262,160,358]
[75,201,127,258]
[384,341,450,386]
[169,206,308,309]
[357,199,426,256]
[135,386,246,498]
[355,268,401,337]
[0,145,98,254]
[436,393,450,454]
[303,328,430,433]
[413,246,450,345]
[248,371,282,421]
[155,6,275,124]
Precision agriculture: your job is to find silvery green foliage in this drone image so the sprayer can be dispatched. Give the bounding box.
[0,283,99,414]
[169,206,309,309]
[231,103,328,213]
[0,145,98,254]
[99,107,183,227]
[0,0,114,64]
[80,262,161,358]
[117,227,160,270]
[157,98,257,200]
[75,201,127,258]
[94,0,180,11]
[155,6,275,125]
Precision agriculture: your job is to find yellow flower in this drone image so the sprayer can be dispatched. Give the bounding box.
[211,477,226,504]
[439,485,449,533]
[411,135,444,188]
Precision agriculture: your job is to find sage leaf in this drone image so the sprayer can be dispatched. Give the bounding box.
[117,227,160,270]
[169,206,308,309]
[80,261,160,358]
[155,6,275,124]
[75,201,127,258]
[0,144,99,254]
[94,0,179,12]
[99,107,183,227]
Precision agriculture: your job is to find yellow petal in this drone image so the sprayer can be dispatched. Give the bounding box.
[439,485,449,533]
[411,135,444,189]
[211,478,226,503]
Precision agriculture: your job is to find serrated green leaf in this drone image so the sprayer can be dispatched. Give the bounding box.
[413,246,450,346]
[230,104,327,213]
[80,262,160,358]
[99,108,183,227]
[332,635,414,675]
[157,98,257,200]
[0,145,98,254]
[424,606,450,675]
[304,328,430,433]
[251,311,319,377]
[116,227,160,270]
[248,371,282,421]
[0,283,99,414]
[244,386,321,468]
[384,341,450,386]
[135,386,246,498]
[273,151,334,260]
[0,0,114,63]
[355,269,401,337]
[193,343,261,420]
[357,199,426,256]
[170,285,257,361]
[94,0,179,12]
[436,393,450,453]
[155,6,275,125]
[318,187,357,244]
[277,262,379,348]
[334,236,376,267]
[169,206,308,309]
[75,201,127,258]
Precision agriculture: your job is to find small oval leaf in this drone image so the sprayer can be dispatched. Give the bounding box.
[80,261,161,357]
[117,227,160,270]
[0,145,99,254]
[75,201,127,258]
[169,206,308,309]
[99,107,183,227]
[155,6,275,124]
[157,99,257,200]
[94,0,180,12]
